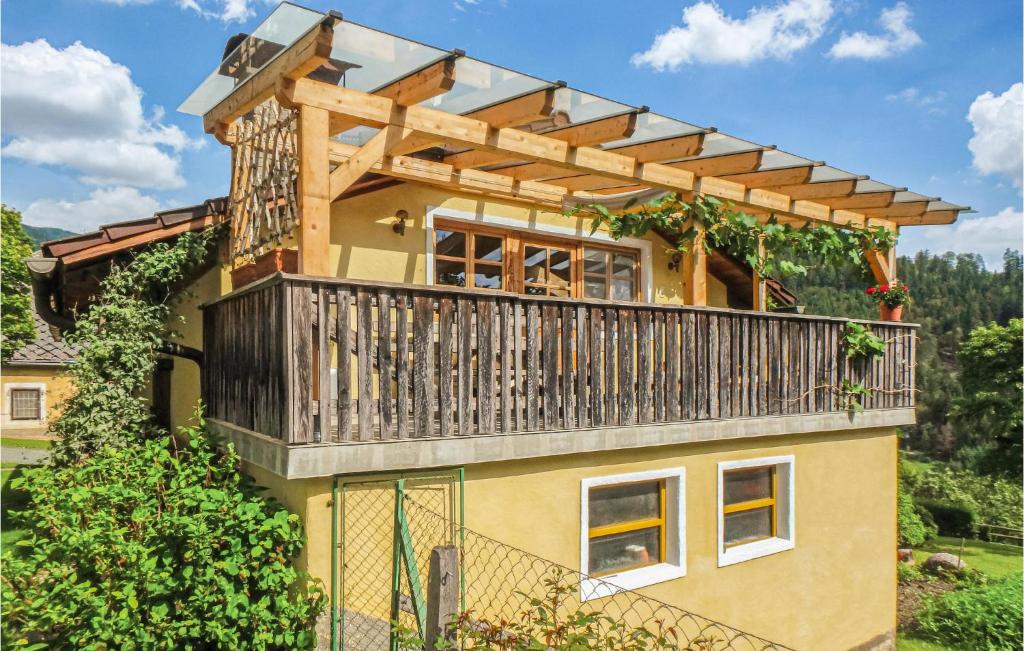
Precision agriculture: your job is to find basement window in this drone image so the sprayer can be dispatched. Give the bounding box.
[580,468,685,600]
[717,456,795,567]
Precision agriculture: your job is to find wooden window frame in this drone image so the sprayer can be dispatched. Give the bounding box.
[721,466,777,549]
[586,478,667,577]
[433,220,509,291]
[10,388,42,421]
[581,244,640,302]
[434,219,640,301]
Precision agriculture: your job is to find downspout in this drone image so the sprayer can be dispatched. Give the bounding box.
[26,256,204,365]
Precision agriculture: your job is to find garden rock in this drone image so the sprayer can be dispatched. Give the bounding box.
[923,552,966,573]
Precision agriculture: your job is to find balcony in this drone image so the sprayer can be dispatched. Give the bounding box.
[201,274,916,477]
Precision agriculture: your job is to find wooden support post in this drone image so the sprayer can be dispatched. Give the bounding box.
[864,246,895,285]
[425,545,459,651]
[682,225,707,307]
[752,234,767,311]
[296,104,331,276]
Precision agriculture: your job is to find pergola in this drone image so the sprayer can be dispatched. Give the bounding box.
[180,3,970,307]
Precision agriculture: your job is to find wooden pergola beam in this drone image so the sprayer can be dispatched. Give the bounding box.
[665,149,765,177]
[820,190,897,210]
[204,17,338,137]
[442,109,643,169]
[330,54,461,136]
[279,77,697,190]
[327,141,568,207]
[328,125,415,199]
[888,210,959,226]
[280,78,890,230]
[860,201,930,218]
[762,178,859,200]
[721,164,816,188]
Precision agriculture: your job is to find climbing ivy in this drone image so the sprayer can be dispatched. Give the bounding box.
[568,193,897,280]
[50,227,220,465]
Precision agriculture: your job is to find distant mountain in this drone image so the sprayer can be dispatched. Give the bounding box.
[23,224,78,248]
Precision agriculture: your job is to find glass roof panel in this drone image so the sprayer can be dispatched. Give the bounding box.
[326,20,449,92]
[601,112,703,149]
[757,149,814,170]
[550,87,634,126]
[893,191,936,202]
[686,133,762,159]
[855,179,900,193]
[421,57,550,115]
[808,166,859,183]
[178,2,323,115]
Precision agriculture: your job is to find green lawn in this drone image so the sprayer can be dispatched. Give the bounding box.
[897,634,951,651]
[912,536,1023,578]
[0,436,52,450]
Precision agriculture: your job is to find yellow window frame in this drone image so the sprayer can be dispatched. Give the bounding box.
[587,479,666,576]
[722,466,777,549]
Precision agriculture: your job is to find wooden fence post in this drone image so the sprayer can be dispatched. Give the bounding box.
[425,545,459,651]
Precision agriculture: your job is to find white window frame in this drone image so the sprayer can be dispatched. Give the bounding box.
[717,455,795,567]
[425,205,654,303]
[3,382,48,427]
[580,467,685,601]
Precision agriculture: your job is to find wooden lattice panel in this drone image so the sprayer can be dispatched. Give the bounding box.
[229,101,298,259]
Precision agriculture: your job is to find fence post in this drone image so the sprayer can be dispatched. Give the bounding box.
[425,545,459,651]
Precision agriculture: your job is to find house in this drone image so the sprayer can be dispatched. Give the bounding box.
[30,4,971,649]
[1,305,77,437]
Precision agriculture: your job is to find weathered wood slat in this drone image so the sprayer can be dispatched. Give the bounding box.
[317,286,331,441]
[653,311,665,422]
[437,297,454,436]
[458,298,473,435]
[513,303,525,431]
[395,293,410,438]
[414,295,435,437]
[637,309,652,424]
[665,312,680,421]
[604,308,618,426]
[561,305,575,429]
[377,290,393,439]
[477,298,496,434]
[500,300,513,433]
[525,303,540,430]
[575,305,588,428]
[290,283,313,443]
[542,304,560,430]
[618,309,636,425]
[356,290,374,440]
[589,307,603,427]
[335,287,352,440]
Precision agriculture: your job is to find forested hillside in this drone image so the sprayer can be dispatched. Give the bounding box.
[22,224,77,248]
[785,249,1023,465]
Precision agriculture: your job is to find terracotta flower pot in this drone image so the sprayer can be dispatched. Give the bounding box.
[880,304,904,322]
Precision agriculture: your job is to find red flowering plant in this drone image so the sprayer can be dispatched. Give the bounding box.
[866,281,910,308]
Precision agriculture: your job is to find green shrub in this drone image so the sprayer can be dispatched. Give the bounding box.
[913,465,1022,532]
[918,499,977,538]
[898,562,923,584]
[1,415,326,649]
[899,488,933,547]
[917,572,1023,650]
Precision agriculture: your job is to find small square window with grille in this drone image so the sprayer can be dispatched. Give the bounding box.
[10,389,41,421]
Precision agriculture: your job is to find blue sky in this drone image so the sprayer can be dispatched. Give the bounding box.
[2,0,1021,267]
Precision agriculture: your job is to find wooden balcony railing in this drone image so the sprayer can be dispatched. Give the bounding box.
[201,274,916,445]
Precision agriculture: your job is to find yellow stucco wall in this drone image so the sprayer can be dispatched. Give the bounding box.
[249,427,897,651]
[1,366,74,436]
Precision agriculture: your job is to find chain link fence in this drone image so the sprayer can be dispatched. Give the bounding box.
[336,476,792,651]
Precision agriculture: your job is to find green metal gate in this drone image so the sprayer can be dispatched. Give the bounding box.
[332,470,464,651]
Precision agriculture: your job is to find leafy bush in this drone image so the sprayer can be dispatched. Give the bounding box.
[910,464,1022,532]
[1,205,36,360]
[917,572,1023,650]
[917,499,977,538]
[899,488,934,547]
[51,228,217,464]
[898,561,923,584]
[1,414,326,649]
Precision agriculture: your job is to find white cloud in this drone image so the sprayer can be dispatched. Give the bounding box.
[885,87,946,115]
[967,82,1023,187]
[0,39,202,190]
[97,0,255,22]
[23,187,163,233]
[912,208,1024,269]
[829,2,922,60]
[631,0,834,70]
